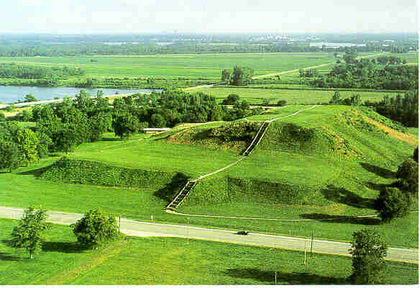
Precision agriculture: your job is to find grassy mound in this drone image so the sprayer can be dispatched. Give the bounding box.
[41,157,179,189]
[184,175,326,206]
[166,121,261,151]
[181,105,416,212]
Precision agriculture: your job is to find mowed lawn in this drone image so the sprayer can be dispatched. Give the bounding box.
[0,219,417,285]
[0,52,335,79]
[195,87,399,105]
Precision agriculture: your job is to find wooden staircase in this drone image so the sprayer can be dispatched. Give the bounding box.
[165,180,198,211]
[242,121,270,156]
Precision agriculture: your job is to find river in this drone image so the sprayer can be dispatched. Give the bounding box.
[0,86,155,104]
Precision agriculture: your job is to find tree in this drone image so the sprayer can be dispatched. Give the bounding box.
[329,91,341,104]
[24,94,37,102]
[230,66,253,86]
[349,229,387,284]
[14,128,40,166]
[375,187,411,222]
[112,112,140,139]
[150,113,167,127]
[396,159,418,194]
[222,94,240,105]
[71,209,119,248]
[277,100,287,106]
[221,69,230,83]
[413,147,418,163]
[10,207,50,259]
[0,140,19,172]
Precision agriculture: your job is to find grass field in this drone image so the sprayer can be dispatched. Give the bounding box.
[194,87,399,105]
[0,219,417,285]
[0,53,336,79]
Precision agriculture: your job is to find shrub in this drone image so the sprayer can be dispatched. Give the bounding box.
[72,209,119,248]
[375,187,411,222]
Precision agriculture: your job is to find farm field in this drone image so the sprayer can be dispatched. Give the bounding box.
[0,219,417,285]
[195,87,399,105]
[0,52,336,79]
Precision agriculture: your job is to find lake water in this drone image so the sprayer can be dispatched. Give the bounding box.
[0,86,155,104]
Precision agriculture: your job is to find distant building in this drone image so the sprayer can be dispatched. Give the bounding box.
[142,128,171,134]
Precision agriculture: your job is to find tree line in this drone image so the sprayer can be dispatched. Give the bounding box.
[0,90,262,170]
[308,53,418,90]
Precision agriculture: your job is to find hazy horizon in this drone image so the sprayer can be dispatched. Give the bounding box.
[1,0,418,34]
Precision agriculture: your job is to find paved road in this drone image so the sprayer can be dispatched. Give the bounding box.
[0,206,417,263]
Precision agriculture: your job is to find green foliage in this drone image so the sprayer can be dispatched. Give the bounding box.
[365,91,418,127]
[0,140,19,171]
[221,69,230,82]
[112,111,141,139]
[0,63,83,86]
[24,94,37,102]
[41,158,176,189]
[221,94,240,105]
[10,207,50,259]
[15,128,40,166]
[349,229,387,284]
[71,209,119,249]
[230,66,254,86]
[413,147,418,163]
[375,187,411,222]
[395,159,418,195]
[311,55,418,90]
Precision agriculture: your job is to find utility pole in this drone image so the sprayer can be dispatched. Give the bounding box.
[118,216,121,233]
[310,231,314,258]
[186,217,190,245]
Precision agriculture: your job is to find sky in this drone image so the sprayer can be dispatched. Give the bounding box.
[0,0,418,34]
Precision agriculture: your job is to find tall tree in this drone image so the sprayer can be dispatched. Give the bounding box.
[349,229,387,284]
[10,207,50,259]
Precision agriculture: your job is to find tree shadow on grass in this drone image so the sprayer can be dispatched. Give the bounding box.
[0,251,20,261]
[17,164,53,177]
[321,185,375,209]
[360,162,395,179]
[154,172,189,202]
[42,241,84,253]
[365,181,388,192]
[225,268,348,284]
[300,213,381,225]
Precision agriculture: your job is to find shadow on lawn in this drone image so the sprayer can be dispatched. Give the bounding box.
[0,251,20,261]
[300,213,380,225]
[225,268,348,284]
[321,185,375,209]
[154,172,189,202]
[366,181,388,191]
[360,162,395,179]
[42,241,84,253]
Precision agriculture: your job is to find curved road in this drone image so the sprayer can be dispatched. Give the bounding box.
[0,206,417,264]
